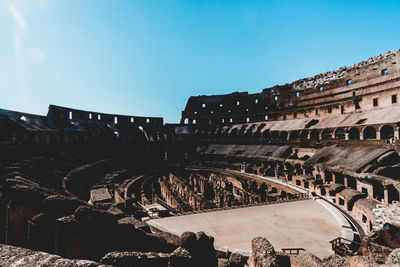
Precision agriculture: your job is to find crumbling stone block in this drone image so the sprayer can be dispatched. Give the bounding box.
[251,237,278,267]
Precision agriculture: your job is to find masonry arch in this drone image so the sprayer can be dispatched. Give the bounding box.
[322,129,332,140]
[310,129,320,140]
[289,130,299,140]
[229,128,238,137]
[387,184,400,203]
[334,128,346,139]
[348,127,360,140]
[279,131,288,141]
[262,130,270,139]
[380,125,394,140]
[363,126,377,140]
[299,130,308,140]
[270,131,279,140]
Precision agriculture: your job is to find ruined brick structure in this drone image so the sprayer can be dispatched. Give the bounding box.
[1,50,400,266]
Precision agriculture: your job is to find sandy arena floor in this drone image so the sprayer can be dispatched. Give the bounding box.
[151,199,342,258]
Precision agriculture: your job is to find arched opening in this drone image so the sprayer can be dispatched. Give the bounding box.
[262,130,270,139]
[335,128,346,139]
[294,164,302,175]
[279,131,288,141]
[380,125,394,140]
[348,127,360,140]
[387,185,399,203]
[372,182,385,201]
[310,129,320,140]
[363,126,376,140]
[362,214,367,223]
[322,129,332,140]
[259,183,268,201]
[265,168,274,177]
[270,131,279,140]
[289,131,299,140]
[250,181,258,193]
[299,130,308,140]
[335,173,344,185]
[324,171,332,183]
[319,187,326,196]
[229,128,238,137]
[347,176,356,189]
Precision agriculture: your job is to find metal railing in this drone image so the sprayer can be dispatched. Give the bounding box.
[281,248,306,255]
[329,237,361,256]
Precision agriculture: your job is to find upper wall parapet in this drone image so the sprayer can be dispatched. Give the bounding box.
[48,105,164,126]
[181,49,400,128]
[290,49,399,92]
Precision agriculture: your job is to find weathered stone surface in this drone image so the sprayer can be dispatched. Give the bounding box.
[348,255,379,267]
[386,248,400,265]
[290,251,322,267]
[321,254,350,267]
[0,244,109,267]
[153,231,181,250]
[180,231,197,252]
[225,252,247,267]
[251,237,278,267]
[74,205,118,227]
[101,251,170,267]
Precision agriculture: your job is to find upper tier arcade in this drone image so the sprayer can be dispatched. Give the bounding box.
[181,50,400,129]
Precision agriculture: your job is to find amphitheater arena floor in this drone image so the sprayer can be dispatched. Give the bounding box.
[150,199,342,259]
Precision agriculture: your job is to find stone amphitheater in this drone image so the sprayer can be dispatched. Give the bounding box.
[2,50,400,266]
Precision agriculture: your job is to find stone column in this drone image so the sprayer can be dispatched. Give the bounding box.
[384,187,389,204]
[395,128,399,140]
[320,171,326,183]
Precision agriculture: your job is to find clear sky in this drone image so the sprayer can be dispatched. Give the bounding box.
[1,0,400,123]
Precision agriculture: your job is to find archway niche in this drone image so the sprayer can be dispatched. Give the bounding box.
[363,126,376,140]
[335,128,346,140]
[322,129,332,140]
[310,129,320,140]
[348,127,360,140]
[380,125,394,140]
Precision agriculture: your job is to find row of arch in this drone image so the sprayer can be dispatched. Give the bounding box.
[220,124,396,141]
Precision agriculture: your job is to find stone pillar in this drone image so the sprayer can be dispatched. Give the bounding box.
[332,173,336,184]
[320,171,326,183]
[384,187,389,204]
[395,128,399,140]
[376,131,381,140]
[345,132,349,140]
[344,176,348,187]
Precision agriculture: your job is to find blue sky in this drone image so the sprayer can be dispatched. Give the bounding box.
[1,0,400,123]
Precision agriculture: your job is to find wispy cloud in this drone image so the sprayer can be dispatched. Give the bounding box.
[9,3,28,31]
[8,2,30,108]
[8,1,48,109]
[28,48,46,63]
